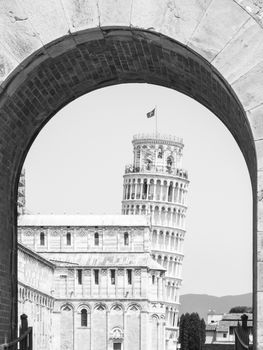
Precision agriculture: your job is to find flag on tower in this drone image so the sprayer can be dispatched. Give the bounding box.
[146,108,155,118]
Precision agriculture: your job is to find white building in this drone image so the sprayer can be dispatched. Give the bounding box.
[205,312,253,344]
[17,133,189,350]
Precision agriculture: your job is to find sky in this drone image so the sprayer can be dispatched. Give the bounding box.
[23,83,252,297]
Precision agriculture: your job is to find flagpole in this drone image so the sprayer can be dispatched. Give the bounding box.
[155,105,158,138]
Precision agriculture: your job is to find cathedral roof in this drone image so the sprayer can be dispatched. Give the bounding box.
[39,252,165,271]
[18,243,55,268]
[18,214,151,227]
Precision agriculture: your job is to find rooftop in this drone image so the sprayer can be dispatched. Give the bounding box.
[39,252,165,271]
[221,313,253,321]
[206,313,253,331]
[18,242,55,268]
[18,214,151,227]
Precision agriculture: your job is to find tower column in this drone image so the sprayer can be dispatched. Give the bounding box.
[175,260,178,278]
[165,209,169,226]
[168,234,171,252]
[174,186,178,203]
[179,237,182,252]
[140,181,143,199]
[153,179,156,201]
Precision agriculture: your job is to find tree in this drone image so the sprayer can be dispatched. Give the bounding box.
[188,313,201,350]
[179,313,190,350]
[179,313,206,350]
[179,313,185,346]
[229,306,252,313]
[200,318,206,349]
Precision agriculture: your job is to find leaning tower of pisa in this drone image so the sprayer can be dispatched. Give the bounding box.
[122,133,189,349]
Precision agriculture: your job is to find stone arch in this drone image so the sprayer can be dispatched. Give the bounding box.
[60,303,74,312]
[110,303,124,312]
[151,314,159,321]
[156,179,161,200]
[109,327,124,341]
[76,304,91,332]
[127,303,142,312]
[0,5,259,343]
[149,179,154,200]
[77,303,91,312]
[94,303,107,311]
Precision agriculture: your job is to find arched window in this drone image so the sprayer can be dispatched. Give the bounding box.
[136,179,141,199]
[94,269,99,285]
[111,269,116,285]
[158,147,163,159]
[148,179,154,200]
[162,181,167,201]
[66,232,71,246]
[146,158,152,170]
[127,269,132,285]
[40,232,45,246]
[77,269,82,284]
[124,232,129,246]
[168,182,173,202]
[94,232,99,246]
[81,309,87,327]
[167,156,173,169]
[172,312,176,326]
[131,179,136,199]
[127,183,131,199]
[142,179,147,199]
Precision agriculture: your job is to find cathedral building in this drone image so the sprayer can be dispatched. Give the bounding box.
[17,133,189,350]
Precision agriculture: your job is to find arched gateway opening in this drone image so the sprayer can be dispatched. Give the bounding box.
[0,27,258,346]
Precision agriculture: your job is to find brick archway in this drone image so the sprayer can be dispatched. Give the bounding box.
[0,27,257,346]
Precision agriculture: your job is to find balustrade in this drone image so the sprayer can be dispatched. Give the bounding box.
[125,164,188,179]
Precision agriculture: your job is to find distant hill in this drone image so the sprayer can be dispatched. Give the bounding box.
[179,293,252,321]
